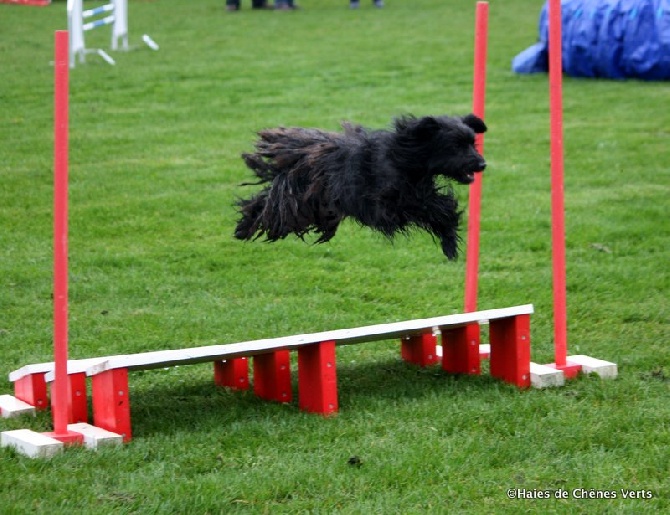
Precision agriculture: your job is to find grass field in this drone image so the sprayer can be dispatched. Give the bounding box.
[1,0,669,512]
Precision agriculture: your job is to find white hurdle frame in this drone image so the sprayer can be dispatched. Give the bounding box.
[67,0,128,68]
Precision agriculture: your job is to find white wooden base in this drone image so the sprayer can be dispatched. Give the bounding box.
[1,429,63,458]
[67,423,123,449]
[567,355,618,379]
[530,362,565,388]
[1,423,123,458]
[435,344,490,359]
[0,395,36,418]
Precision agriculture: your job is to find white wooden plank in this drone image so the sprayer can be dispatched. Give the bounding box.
[10,357,113,382]
[9,362,54,382]
[85,305,533,375]
[43,357,111,383]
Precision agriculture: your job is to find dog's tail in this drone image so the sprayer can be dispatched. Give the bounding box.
[241,127,340,184]
[236,127,345,243]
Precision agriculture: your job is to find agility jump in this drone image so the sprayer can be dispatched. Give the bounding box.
[1,1,616,458]
[67,0,128,67]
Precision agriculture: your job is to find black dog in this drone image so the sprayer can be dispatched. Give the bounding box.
[234,114,487,259]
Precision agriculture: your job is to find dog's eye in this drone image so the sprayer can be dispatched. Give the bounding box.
[460,133,476,148]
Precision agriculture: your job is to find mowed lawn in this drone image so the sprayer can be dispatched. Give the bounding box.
[1,0,668,512]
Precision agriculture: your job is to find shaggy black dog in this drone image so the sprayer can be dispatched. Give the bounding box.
[234,114,487,259]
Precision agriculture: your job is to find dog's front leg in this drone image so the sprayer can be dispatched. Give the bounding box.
[421,195,461,260]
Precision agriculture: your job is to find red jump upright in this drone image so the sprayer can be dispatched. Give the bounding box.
[401,333,439,367]
[14,372,49,410]
[214,357,249,390]
[91,369,132,442]
[253,350,292,403]
[489,314,531,388]
[298,340,338,415]
[441,324,482,376]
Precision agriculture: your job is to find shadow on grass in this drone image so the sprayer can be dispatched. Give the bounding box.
[125,357,508,439]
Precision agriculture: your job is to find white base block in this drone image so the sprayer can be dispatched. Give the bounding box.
[530,362,565,388]
[0,395,36,418]
[567,355,618,379]
[1,429,63,458]
[434,344,490,359]
[68,423,123,449]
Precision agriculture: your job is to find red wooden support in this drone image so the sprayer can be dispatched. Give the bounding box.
[441,324,481,375]
[298,341,338,415]
[253,351,292,403]
[49,372,88,423]
[214,357,249,390]
[489,315,531,388]
[401,333,439,367]
[14,373,49,410]
[91,368,132,441]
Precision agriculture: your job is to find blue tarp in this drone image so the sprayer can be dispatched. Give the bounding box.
[512,0,670,80]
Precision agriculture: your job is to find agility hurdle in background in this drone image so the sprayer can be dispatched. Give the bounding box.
[68,0,127,67]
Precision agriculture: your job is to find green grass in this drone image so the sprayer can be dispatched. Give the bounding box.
[1,0,669,512]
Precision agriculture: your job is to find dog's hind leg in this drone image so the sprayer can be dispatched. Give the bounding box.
[313,198,343,244]
[314,217,341,244]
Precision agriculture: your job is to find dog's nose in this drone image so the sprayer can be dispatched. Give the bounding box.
[478,160,486,171]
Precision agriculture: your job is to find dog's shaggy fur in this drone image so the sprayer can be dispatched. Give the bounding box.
[234,114,487,259]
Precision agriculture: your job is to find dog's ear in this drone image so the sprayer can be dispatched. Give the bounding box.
[461,114,487,134]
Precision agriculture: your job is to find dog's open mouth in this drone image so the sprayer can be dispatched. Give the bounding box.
[456,172,476,185]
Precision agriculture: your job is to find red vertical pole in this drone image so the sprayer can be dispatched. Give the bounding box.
[46,31,82,444]
[53,30,71,437]
[549,0,566,368]
[50,373,88,424]
[464,1,488,313]
[547,0,581,378]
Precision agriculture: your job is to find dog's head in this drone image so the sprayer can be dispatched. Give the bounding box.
[394,114,487,184]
